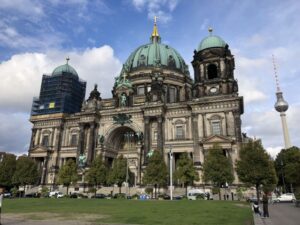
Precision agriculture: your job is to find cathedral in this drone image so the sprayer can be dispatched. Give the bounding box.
[28,21,244,187]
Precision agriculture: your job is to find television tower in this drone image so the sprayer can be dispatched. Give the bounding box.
[272,55,292,149]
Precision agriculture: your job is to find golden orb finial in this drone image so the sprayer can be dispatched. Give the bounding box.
[208,27,213,34]
[66,57,70,64]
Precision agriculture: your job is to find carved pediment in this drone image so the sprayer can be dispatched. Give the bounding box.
[201,135,233,150]
[29,145,49,154]
[202,135,233,144]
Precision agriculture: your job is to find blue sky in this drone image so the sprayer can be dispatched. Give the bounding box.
[0,0,299,157]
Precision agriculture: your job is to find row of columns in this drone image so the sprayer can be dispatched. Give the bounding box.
[77,122,97,165]
[143,115,164,158]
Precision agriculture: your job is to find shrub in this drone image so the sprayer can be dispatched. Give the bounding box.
[212,187,220,195]
[196,193,205,200]
[41,186,49,197]
[131,194,139,199]
[114,193,126,199]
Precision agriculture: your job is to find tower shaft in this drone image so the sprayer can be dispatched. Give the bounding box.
[280,112,292,149]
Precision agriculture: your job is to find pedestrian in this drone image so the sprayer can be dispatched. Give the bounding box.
[262,193,269,218]
[0,190,3,225]
[252,200,261,216]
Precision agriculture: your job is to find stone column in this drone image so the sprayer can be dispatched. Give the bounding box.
[191,113,200,163]
[87,123,95,165]
[77,124,85,163]
[157,116,163,153]
[54,126,63,182]
[29,128,36,149]
[143,116,150,163]
[35,129,41,146]
[233,110,242,142]
[185,116,190,139]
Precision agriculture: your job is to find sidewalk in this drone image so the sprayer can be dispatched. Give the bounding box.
[253,214,273,225]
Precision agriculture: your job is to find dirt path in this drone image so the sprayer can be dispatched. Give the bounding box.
[2,212,104,225]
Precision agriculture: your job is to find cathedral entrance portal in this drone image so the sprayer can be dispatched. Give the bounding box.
[104,126,141,185]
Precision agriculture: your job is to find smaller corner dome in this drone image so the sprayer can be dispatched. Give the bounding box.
[52,63,78,77]
[198,35,227,51]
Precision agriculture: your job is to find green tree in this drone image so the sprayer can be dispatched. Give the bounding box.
[57,159,78,195]
[0,153,17,189]
[108,155,132,194]
[174,152,199,196]
[236,140,277,204]
[203,144,234,200]
[274,146,300,192]
[12,156,39,192]
[143,150,168,198]
[86,155,108,196]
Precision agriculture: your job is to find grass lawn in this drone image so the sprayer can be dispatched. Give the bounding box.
[3,198,253,225]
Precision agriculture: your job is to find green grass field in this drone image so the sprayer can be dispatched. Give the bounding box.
[3,198,253,225]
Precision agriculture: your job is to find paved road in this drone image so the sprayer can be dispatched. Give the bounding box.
[254,203,300,225]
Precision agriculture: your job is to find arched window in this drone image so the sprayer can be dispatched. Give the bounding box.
[137,85,145,95]
[70,134,78,146]
[207,64,218,79]
[169,86,176,103]
[168,55,176,68]
[174,120,185,140]
[210,115,222,135]
[138,54,146,66]
[42,135,49,147]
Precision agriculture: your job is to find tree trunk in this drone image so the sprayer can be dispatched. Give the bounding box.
[119,185,121,194]
[67,185,69,195]
[185,184,188,197]
[219,187,221,200]
[154,184,157,199]
[256,183,260,205]
[94,185,97,198]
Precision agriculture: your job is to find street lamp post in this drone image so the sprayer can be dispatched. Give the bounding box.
[169,145,173,201]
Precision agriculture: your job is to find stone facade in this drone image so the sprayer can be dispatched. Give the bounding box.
[28,26,244,187]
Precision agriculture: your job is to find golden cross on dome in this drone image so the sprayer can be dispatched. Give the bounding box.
[66,57,70,64]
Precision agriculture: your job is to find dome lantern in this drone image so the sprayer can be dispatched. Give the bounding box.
[52,57,78,77]
[197,28,227,51]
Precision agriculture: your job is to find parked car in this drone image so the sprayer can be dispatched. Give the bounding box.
[25,192,39,198]
[3,192,12,198]
[49,191,60,198]
[56,192,64,198]
[91,193,107,199]
[272,193,296,203]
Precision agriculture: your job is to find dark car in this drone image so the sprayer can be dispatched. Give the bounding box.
[91,193,107,199]
[25,192,39,198]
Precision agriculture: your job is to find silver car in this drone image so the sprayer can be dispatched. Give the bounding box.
[273,193,296,203]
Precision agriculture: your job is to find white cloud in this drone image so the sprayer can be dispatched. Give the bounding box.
[0,112,31,155]
[0,21,64,50]
[266,146,283,159]
[234,54,269,104]
[131,0,180,23]
[0,0,44,16]
[0,45,122,113]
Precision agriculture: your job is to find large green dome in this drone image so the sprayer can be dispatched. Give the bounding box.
[123,22,189,76]
[198,34,227,51]
[52,62,78,77]
[124,42,189,76]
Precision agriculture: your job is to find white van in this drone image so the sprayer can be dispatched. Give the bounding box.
[187,189,205,200]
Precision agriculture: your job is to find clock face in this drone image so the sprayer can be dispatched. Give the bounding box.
[210,87,218,94]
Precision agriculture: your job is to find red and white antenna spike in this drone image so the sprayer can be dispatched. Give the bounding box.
[272,54,281,92]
